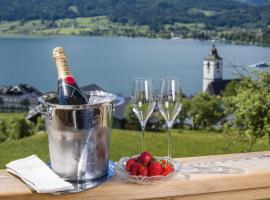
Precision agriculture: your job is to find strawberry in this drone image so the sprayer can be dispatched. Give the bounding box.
[138,165,148,176]
[126,158,136,172]
[139,151,153,165]
[160,159,167,165]
[162,163,174,176]
[130,162,142,176]
[148,161,163,176]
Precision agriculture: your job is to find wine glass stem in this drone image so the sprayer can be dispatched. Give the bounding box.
[168,127,172,158]
[141,126,145,152]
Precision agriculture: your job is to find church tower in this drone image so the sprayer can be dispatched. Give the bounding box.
[203,45,223,92]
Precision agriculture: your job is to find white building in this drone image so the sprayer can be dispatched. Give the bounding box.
[0,84,41,112]
[202,45,233,95]
[203,45,223,92]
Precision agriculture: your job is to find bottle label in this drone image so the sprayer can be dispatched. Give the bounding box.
[59,57,70,77]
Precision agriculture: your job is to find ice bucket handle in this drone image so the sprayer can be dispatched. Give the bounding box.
[28,103,53,120]
[40,109,53,120]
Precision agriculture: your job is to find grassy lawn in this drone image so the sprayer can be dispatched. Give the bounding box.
[0,129,270,169]
[0,112,24,121]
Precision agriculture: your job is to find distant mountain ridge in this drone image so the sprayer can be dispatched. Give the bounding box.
[237,0,270,5]
[0,0,269,29]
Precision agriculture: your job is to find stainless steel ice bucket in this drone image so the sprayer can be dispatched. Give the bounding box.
[39,93,112,181]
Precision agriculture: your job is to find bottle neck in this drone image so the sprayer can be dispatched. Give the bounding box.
[57,76,76,86]
[55,56,73,81]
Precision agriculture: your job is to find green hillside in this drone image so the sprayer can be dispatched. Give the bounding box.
[237,0,270,5]
[1,0,270,45]
[0,16,151,37]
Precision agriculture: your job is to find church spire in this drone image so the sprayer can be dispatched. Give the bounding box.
[206,44,222,60]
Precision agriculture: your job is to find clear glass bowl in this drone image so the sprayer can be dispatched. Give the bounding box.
[115,156,178,184]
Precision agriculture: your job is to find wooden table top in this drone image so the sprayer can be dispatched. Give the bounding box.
[1,151,270,200]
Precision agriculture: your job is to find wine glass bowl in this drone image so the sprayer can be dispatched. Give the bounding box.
[158,93,182,128]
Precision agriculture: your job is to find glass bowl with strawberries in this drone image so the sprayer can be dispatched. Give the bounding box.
[115,151,177,184]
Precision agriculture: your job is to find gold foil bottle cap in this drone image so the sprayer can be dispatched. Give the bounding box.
[52,47,71,78]
[52,47,66,62]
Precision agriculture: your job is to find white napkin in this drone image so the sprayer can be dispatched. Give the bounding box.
[6,155,74,193]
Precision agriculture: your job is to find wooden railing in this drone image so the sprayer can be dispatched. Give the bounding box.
[1,151,270,200]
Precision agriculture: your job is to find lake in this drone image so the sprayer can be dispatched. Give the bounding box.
[0,36,269,96]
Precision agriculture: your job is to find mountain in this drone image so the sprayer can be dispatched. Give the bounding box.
[237,0,270,5]
[0,0,269,30]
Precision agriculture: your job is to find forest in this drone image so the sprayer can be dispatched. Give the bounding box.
[0,0,269,30]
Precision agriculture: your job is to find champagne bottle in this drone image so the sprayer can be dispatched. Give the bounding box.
[52,47,88,105]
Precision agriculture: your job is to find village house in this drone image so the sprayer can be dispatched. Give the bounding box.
[0,84,41,112]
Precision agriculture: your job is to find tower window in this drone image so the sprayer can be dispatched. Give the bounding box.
[207,62,210,73]
[207,62,210,70]
[217,63,220,69]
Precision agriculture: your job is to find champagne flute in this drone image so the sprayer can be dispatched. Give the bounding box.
[132,78,156,152]
[158,78,182,158]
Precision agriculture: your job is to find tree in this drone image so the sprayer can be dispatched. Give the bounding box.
[9,116,34,140]
[123,103,140,130]
[0,119,7,142]
[222,80,239,97]
[223,71,270,150]
[189,92,224,129]
[34,117,45,133]
[177,98,191,128]
[19,20,25,26]
[123,102,165,131]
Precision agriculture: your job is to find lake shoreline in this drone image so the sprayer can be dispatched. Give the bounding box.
[1,16,269,47]
[0,33,269,48]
